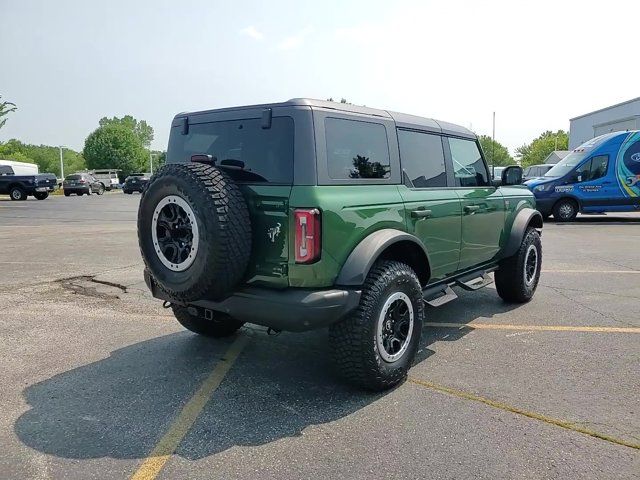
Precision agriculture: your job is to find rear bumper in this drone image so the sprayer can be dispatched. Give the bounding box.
[64,187,91,193]
[144,270,361,332]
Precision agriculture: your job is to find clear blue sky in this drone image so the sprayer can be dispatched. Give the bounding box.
[1,0,638,154]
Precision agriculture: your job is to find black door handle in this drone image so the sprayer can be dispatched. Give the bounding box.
[464,205,480,214]
[411,209,432,219]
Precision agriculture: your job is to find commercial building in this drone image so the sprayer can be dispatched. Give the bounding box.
[569,97,640,149]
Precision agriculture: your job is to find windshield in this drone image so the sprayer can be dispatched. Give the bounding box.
[544,132,619,178]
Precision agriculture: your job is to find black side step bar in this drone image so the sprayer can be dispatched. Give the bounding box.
[422,269,495,307]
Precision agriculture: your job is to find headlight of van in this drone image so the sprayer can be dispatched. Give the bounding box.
[534,184,552,193]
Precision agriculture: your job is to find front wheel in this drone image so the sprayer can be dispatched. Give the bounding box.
[34,192,49,200]
[553,198,578,222]
[495,228,542,303]
[172,305,244,337]
[330,260,424,391]
[96,185,105,195]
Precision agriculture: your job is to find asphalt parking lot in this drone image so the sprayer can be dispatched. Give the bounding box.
[0,193,638,479]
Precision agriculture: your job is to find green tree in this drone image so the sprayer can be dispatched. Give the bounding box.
[0,139,85,176]
[0,96,17,129]
[83,124,147,177]
[478,135,515,166]
[99,115,154,147]
[516,130,569,168]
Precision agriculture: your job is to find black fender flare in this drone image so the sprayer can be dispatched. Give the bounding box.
[503,208,543,258]
[335,229,430,286]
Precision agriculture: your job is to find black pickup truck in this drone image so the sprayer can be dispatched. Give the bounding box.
[0,165,58,200]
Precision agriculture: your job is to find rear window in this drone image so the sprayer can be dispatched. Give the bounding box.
[167,117,294,184]
[66,174,82,180]
[325,118,390,179]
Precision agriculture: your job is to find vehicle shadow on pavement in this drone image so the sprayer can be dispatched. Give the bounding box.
[15,288,519,461]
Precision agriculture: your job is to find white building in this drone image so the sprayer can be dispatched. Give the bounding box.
[569,97,640,149]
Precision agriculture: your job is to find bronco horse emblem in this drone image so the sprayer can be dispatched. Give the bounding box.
[267,223,281,243]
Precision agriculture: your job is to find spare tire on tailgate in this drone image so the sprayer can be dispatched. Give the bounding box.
[138,163,251,302]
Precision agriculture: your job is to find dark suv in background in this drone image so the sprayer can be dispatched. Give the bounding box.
[63,173,105,196]
[123,173,150,194]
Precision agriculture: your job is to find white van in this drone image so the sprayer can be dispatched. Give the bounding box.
[0,159,39,175]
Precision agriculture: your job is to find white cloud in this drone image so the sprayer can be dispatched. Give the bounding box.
[239,26,264,41]
[277,26,314,50]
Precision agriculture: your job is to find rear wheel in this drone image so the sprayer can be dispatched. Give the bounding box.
[10,187,26,201]
[495,228,542,303]
[64,191,70,197]
[553,198,578,222]
[34,192,49,200]
[172,305,244,337]
[96,185,105,195]
[330,260,424,391]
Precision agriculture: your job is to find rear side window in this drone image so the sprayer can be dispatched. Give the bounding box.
[325,118,390,179]
[397,130,446,187]
[449,137,489,187]
[0,166,14,175]
[167,117,294,184]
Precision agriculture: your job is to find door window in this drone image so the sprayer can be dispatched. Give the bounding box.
[449,138,489,187]
[397,130,446,187]
[573,155,609,183]
[0,165,14,175]
[325,118,390,179]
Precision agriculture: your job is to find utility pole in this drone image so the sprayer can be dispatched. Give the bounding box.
[492,111,496,166]
[58,146,65,179]
[149,152,157,175]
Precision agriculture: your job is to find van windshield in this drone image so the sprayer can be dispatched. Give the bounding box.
[544,132,619,178]
[167,117,294,184]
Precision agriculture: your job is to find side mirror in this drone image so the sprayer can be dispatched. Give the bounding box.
[501,165,523,186]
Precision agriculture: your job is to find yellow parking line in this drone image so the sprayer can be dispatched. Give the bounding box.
[130,334,249,480]
[542,270,640,274]
[408,377,639,450]
[423,323,640,334]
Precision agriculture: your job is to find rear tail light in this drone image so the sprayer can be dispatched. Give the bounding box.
[79,179,86,184]
[294,208,321,264]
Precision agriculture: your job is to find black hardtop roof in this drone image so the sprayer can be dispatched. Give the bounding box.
[176,98,475,139]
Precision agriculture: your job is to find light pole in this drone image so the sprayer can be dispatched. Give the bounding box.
[58,145,66,180]
[149,152,157,175]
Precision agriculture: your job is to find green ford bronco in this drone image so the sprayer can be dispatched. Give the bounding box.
[138,99,542,391]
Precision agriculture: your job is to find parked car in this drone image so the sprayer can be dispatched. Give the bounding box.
[90,169,121,191]
[0,162,57,200]
[137,98,543,391]
[523,164,554,182]
[63,173,105,196]
[492,166,506,181]
[123,173,150,194]
[525,131,640,221]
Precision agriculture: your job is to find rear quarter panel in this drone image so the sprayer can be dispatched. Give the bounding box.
[288,185,405,287]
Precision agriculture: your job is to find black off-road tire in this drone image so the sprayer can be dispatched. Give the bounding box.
[552,198,578,222]
[329,260,424,391]
[10,187,27,201]
[172,305,244,338]
[495,228,542,303]
[138,163,251,302]
[34,192,49,200]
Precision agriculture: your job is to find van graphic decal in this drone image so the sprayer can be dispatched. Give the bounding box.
[617,132,640,198]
